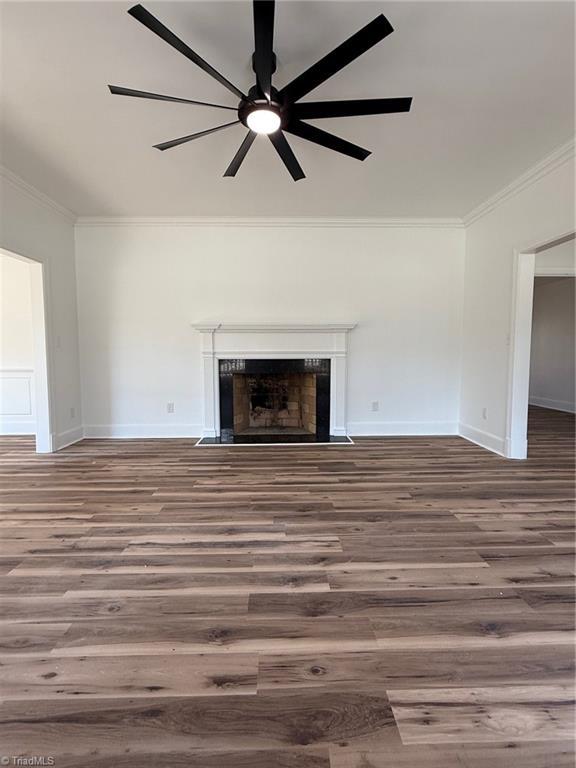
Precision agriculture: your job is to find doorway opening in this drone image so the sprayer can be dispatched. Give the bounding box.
[0,247,52,452]
[507,233,575,459]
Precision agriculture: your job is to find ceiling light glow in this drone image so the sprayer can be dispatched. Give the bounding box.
[246,108,281,135]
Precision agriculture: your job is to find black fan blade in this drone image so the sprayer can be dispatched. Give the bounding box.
[269,131,305,180]
[285,120,370,161]
[154,120,239,151]
[279,15,393,103]
[253,1,275,100]
[293,97,412,120]
[108,85,237,111]
[224,131,257,176]
[128,5,246,100]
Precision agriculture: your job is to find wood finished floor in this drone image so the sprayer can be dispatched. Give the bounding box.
[0,406,574,767]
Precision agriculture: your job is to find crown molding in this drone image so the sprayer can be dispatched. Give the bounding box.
[0,165,76,223]
[8,137,573,231]
[75,215,464,229]
[463,138,575,227]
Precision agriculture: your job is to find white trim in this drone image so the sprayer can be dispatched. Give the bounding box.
[463,138,575,226]
[459,422,507,457]
[349,421,458,436]
[207,350,347,357]
[54,426,84,450]
[0,369,33,413]
[31,258,55,452]
[534,266,576,277]
[505,242,575,461]
[0,367,35,373]
[529,396,576,414]
[0,367,35,434]
[76,216,463,229]
[0,249,54,452]
[0,420,35,435]
[505,251,536,460]
[191,323,357,333]
[3,141,572,235]
[0,165,76,223]
[83,424,202,439]
[196,438,354,447]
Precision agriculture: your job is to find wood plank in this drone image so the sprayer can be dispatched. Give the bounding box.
[0,571,330,596]
[330,742,576,768]
[0,653,258,699]
[328,566,574,591]
[247,588,532,618]
[48,617,377,657]
[125,536,342,555]
[251,550,488,570]
[0,595,249,623]
[515,586,575,612]
[7,553,257,574]
[258,646,575,690]
[370,613,575,649]
[387,685,575,743]
[0,691,397,754]
[54,750,332,768]
[0,622,72,655]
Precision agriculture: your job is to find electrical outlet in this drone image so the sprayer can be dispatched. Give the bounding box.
[167,402,175,414]
[371,401,379,412]
[482,407,487,420]
[70,406,75,419]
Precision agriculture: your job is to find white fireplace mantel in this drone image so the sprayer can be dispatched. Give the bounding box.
[193,323,357,333]
[192,322,356,439]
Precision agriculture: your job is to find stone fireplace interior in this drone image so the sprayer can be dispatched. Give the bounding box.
[218,358,331,443]
[233,372,317,436]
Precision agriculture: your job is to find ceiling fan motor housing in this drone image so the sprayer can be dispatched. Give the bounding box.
[239,85,286,129]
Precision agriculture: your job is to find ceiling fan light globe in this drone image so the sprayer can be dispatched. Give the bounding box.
[246,108,281,134]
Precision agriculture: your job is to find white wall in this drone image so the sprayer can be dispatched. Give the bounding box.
[0,254,35,433]
[0,171,83,448]
[460,151,575,455]
[529,277,575,413]
[75,224,465,437]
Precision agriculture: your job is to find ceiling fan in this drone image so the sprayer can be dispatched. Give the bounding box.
[109,2,413,180]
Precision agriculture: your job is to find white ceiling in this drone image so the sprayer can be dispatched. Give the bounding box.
[1,1,574,217]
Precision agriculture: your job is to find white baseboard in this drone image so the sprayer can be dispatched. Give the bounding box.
[458,422,507,456]
[348,421,458,436]
[534,266,576,277]
[0,417,35,435]
[78,422,459,440]
[54,426,84,450]
[529,396,576,414]
[83,423,203,439]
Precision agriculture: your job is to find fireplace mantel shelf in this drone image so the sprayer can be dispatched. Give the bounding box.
[192,323,357,333]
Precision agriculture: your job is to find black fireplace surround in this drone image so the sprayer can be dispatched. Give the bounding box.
[218,358,332,444]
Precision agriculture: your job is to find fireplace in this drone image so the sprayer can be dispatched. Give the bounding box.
[219,358,330,443]
[192,323,355,444]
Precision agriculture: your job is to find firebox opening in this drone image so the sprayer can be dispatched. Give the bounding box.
[233,373,316,436]
[218,358,331,444]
